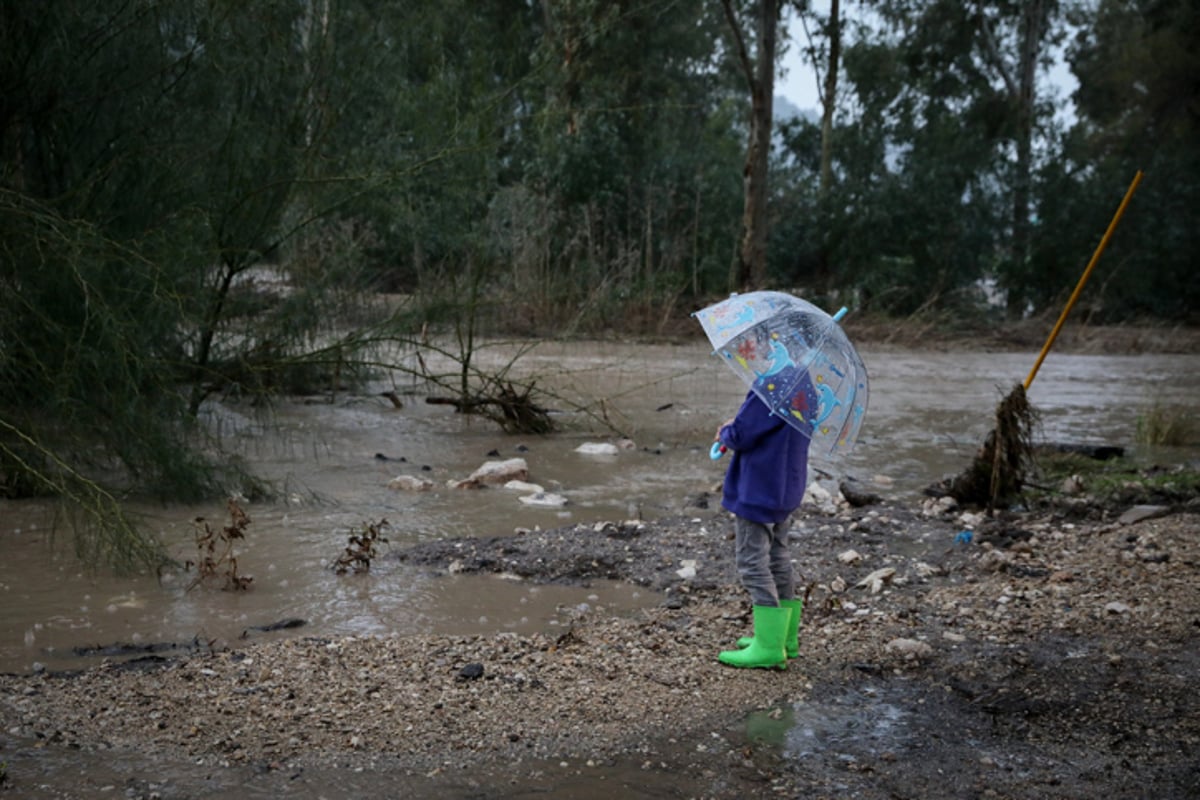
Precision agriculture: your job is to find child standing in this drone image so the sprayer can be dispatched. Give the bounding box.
[714,387,811,669]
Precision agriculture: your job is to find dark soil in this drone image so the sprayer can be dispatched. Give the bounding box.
[395,491,1200,800]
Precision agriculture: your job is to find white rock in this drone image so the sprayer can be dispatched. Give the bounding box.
[1118,505,1168,525]
[923,496,957,516]
[504,480,545,493]
[804,482,840,514]
[460,458,529,487]
[855,567,896,593]
[978,550,1012,572]
[958,511,986,529]
[387,475,435,491]
[518,492,569,508]
[914,561,943,578]
[1104,601,1131,615]
[1061,474,1085,495]
[830,576,847,593]
[676,560,698,580]
[885,638,933,659]
[575,442,619,456]
[838,549,863,565]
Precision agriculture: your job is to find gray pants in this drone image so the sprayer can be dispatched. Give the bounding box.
[734,516,795,607]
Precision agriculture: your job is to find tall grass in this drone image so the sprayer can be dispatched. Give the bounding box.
[1136,404,1196,446]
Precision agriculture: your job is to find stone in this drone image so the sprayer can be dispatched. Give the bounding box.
[839,479,882,507]
[885,638,933,660]
[457,663,484,681]
[388,475,435,491]
[505,480,545,493]
[804,482,840,515]
[855,567,896,593]
[518,492,569,508]
[1060,474,1085,495]
[1118,505,1169,525]
[575,442,620,456]
[453,458,530,488]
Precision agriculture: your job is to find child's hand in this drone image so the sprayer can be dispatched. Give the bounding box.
[715,418,734,440]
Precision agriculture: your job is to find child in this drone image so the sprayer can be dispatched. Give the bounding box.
[714,386,811,669]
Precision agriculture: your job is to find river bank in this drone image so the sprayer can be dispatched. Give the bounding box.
[3,464,1198,798]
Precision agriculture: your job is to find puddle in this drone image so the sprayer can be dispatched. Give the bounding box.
[1,732,719,799]
[5,546,657,674]
[744,685,910,760]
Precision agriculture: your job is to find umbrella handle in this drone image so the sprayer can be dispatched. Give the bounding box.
[832,307,848,322]
[710,442,727,460]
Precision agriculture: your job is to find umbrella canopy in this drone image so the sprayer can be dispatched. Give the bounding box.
[694,291,869,460]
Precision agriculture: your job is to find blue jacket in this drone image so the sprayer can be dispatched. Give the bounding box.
[718,390,810,523]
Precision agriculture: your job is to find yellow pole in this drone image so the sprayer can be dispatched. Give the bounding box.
[1023,170,1144,390]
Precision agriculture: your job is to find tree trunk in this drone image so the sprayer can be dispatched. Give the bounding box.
[977,0,1051,315]
[1010,0,1045,315]
[819,0,841,196]
[723,0,781,291]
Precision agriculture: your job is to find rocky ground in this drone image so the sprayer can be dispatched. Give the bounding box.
[2,472,1199,798]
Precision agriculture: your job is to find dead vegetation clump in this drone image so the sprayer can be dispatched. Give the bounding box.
[333,519,391,575]
[185,499,253,591]
[946,383,1040,511]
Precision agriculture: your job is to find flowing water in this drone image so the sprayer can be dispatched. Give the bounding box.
[2,340,1198,797]
[2,342,1198,677]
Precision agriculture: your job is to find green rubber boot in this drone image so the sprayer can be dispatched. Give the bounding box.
[737,597,803,658]
[719,605,789,669]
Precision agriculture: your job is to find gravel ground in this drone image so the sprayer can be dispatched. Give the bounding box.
[2,482,1199,798]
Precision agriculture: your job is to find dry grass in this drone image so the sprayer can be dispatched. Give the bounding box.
[1136,404,1198,446]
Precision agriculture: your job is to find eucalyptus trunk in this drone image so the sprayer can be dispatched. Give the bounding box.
[723,0,781,291]
[978,0,1051,314]
[819,0,841,196]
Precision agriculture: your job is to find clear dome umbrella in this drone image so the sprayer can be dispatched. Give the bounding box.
[693,291,869,463]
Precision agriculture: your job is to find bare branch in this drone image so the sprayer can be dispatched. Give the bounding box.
[721,0,757,94]
[975,2,1018,98]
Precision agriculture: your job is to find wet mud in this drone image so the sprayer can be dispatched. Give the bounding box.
[394,493,1200,800]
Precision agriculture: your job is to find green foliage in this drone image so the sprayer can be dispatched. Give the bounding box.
[0,190,227,503]
[1027,0,1199,322]
[1036,454,1200,506]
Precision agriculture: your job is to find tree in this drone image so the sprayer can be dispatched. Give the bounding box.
[972,0,1062,315]
[722,0,784,291]
[1032,0,1200,321]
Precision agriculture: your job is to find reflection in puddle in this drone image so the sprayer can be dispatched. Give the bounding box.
[745,686,909,760]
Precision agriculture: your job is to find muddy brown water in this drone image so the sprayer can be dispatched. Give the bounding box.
[1,341,1198,797]
[3,342,1198,677]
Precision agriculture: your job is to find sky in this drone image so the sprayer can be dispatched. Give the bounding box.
[772,6,1079,124]
[775,8,823,113]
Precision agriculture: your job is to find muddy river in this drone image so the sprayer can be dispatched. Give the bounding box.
[2,341,1197,677]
